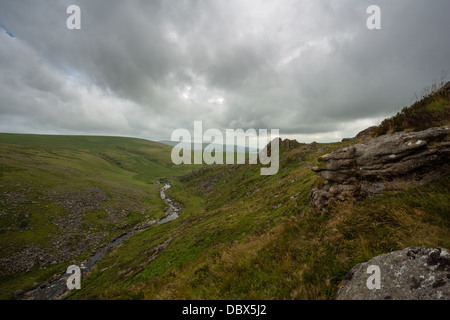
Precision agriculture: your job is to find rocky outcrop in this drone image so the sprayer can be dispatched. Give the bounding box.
[342,126,378,142]
[310,126,450,210]
[260,138,302,158]
[279,138,302,149]
[354,126,378,141]
[337,247,450,300]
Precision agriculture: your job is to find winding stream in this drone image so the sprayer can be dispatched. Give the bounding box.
[20,181,181,300]
[158,183,182,224]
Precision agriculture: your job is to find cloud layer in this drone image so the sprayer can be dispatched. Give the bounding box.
[0,0,449,142]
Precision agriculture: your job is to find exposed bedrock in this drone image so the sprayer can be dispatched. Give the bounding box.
[310,126,450,210]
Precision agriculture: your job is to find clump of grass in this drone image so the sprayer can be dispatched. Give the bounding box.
[375,81,450,136]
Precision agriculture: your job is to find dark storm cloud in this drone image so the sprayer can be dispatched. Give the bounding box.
[0,0,449,142]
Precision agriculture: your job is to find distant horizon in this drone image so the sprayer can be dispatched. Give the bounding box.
[0,130,354,145]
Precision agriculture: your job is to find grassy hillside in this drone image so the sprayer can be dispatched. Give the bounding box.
[66,138,450,300]
[2,82,450,300]
[0,134,200,299]
[375,81,450,136]
[65,83,450,300]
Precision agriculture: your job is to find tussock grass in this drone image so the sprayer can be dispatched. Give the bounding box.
[375,82,450,135]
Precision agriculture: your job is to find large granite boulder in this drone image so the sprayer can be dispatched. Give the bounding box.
[337,247,450,300]
[311,126,450,210]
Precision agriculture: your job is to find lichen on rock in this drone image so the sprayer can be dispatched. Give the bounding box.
[310,126,450,210]
[337,247,450,300]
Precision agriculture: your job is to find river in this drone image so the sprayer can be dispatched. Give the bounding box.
[20,181,181,300]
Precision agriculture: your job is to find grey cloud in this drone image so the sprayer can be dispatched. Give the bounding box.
[0,0,449,142]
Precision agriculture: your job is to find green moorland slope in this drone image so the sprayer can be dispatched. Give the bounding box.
[0,134,200,299]
[66,85,450,300]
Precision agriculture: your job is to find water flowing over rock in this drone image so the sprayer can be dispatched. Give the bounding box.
[158,183,182,224]
[337,247,450,300]
[310,126,450,210]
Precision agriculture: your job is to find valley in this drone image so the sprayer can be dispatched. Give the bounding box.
[1,83,449,300]
[0,134,198,299]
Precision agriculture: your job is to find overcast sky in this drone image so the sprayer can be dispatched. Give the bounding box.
[0,0,449,143]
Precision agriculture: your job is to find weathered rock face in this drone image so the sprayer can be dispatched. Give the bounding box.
[337,247,450,300]
[310,126,450,210]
